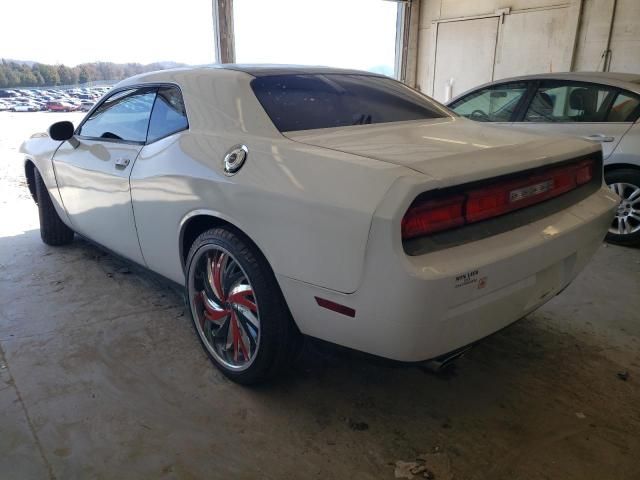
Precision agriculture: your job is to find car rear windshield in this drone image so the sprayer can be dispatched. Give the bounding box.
[251,74,450,132]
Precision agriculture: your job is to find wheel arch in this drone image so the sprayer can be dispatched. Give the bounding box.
[604,163,640,174]
[179,211,273,275]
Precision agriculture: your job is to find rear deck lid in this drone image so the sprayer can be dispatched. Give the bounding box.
[287,118,600,186]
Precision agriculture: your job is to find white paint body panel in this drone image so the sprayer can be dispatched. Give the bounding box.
[53,140,145,264]
[19,66,618,362]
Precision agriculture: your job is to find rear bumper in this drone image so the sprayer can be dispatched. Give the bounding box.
[279,185,618,362]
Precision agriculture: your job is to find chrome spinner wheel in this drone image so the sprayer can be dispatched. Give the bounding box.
[188,246,260,371]
[608,182,640,236]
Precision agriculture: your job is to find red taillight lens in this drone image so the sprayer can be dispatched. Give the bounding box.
[401,195,465,239]
[575,160,594,185]
[402,158,596,240]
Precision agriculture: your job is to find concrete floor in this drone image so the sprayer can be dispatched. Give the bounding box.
[1,112,639,480]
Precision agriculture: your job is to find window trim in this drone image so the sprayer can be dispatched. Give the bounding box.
[517,79,640,124]
[75,82,189,145]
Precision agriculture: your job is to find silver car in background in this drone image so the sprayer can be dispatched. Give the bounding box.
[447,72,640,246]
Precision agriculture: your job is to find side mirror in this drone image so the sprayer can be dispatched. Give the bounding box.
[49,121,75,141]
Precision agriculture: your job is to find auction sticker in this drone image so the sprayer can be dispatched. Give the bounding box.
[455,270,479,288]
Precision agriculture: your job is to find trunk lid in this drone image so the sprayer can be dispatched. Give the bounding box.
[286,117,600,186]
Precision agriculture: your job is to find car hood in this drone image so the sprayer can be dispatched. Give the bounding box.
[286,117,600,186]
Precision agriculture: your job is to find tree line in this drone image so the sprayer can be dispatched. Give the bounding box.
[0,60,184,88]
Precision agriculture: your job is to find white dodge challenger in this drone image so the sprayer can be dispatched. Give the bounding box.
[20,65,618,384]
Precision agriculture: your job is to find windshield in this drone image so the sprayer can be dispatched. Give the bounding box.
[251,74,451,132]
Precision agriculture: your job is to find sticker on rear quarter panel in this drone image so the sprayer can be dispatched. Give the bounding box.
[455,270,479,288]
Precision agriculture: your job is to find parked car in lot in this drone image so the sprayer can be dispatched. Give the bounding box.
[20,66,617,384]
[447,72,640,245]
[11,102,40,112]
[78,100,94,112]
[0,89,20,98]
[46,101,78,112]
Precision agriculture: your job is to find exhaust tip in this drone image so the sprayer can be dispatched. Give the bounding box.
[420,345,472,374]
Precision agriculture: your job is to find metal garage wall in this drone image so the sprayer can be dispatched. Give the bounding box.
[432,17,499,101]
[493,6,573,80]
[608,0,640,72]
[415,0,640,100]
[420,1,578,101]
[574,0,640,72]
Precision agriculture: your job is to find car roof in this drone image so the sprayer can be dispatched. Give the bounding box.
[448,71,640,103]
[117,64,387,87]
[219,64,387,77]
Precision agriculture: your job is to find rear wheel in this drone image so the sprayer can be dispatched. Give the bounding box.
[605,168,640,246]
[34,169,74,246]
[185,228,299,384]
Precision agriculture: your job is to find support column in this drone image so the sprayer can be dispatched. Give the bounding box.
[395,0,421,86]
[213,0,235,64]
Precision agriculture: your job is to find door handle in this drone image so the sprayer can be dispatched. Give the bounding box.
[115,157,131,169]
[583,134,615,143]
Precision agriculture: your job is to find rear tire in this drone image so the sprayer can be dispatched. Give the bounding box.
[34,169,74,246]
[605,168,640,246]
[185,227,300,384]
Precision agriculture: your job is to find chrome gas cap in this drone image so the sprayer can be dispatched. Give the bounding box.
[223,145,248,176]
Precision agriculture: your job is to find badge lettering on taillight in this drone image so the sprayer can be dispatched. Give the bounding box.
[509,179,554,203]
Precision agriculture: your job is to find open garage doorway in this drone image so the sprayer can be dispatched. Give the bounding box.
[233,0,398,77]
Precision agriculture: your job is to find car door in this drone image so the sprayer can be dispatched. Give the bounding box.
[448,81,532,127]
[512,80,638,159]
[52,87,157,264]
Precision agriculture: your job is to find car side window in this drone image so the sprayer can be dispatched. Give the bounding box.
[606,91,640,122]
[147,86,189,143]
[78,88,156,143]
[524,82,617,123]
[449,82,528,122]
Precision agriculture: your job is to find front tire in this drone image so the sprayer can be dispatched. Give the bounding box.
[605,168,640,246]
[185,228,299,384]
[34,169,74,246]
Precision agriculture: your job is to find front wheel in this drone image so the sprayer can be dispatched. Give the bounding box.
[605,168,640,246]
[185,228,299,384]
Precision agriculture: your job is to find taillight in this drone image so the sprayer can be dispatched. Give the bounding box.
[402,158,595,240]
[575,160,593,185]
[401,195,465,239]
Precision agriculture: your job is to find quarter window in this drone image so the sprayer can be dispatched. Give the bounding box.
[524,82,618,123]
[606,92,640,122]
[147,86,189,143]
[79,88,156,142]
[449,82,528,122]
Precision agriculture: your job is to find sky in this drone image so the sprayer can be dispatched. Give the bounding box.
[0,0,396,74]
[234,0,397,74]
